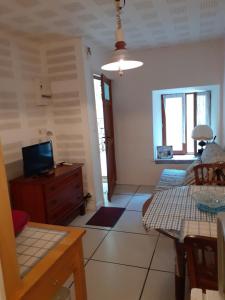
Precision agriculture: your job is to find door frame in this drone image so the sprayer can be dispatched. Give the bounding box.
[93,74,117,201]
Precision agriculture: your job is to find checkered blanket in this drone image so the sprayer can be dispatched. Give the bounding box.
[142,185,223,232]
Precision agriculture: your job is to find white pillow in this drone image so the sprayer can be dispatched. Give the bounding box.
[201,143,225,163]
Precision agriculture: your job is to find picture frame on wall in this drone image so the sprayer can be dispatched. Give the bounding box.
[157,146,173,159]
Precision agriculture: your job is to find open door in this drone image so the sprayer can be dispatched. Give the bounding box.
[101,74,117,201]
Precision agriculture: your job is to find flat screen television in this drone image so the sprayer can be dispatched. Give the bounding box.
[22,141,54,177]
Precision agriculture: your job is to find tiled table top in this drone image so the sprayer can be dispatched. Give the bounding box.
[191,288,222,300]
[16,226,67,277]
[180,220,217,241]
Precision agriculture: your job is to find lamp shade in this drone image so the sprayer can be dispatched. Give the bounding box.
[191,125,213,141]
[101,49,143,71]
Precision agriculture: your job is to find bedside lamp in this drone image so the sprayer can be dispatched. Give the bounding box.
[192,125,213,156]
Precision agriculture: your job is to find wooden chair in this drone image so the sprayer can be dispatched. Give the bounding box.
[184,235,218,292]
[217,212,225,296]
[190,213,225,299]
[193,162,225,185]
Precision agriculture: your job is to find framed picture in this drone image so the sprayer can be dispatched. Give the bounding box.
[157,146,173,159]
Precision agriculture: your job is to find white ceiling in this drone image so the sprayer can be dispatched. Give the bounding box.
[0,0,224,49]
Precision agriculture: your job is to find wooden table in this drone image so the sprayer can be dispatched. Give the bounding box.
[142,186,219,300]
[143,195,186,300]
[12,222,87,300]
[0,144,88,300]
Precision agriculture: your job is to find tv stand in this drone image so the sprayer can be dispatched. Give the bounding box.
[30,169,54,179]
[10,164,85,225]
[43,168,55,176]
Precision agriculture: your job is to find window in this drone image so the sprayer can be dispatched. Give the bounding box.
[161,91,211,155]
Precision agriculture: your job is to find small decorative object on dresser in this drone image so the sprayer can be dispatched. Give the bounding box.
[10,164,85,225]
[157,145,173,159]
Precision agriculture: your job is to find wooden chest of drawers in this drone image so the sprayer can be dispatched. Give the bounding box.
[10,164,85,225]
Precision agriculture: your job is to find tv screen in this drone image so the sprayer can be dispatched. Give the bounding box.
[22,141,54,177]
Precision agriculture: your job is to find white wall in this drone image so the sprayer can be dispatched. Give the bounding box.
[0,32,52,180]
[112,39,225,185]
[81,40,110,208]
[40,37,105,210]
[85,40,109,76]
[0,32,108,210]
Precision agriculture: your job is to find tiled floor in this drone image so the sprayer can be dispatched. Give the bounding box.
[68,184,177,300]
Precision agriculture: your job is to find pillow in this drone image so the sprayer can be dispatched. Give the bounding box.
[12,210,29,236]
[201,143,225,163]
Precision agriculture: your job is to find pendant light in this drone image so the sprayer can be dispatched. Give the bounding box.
[101,0,143,76]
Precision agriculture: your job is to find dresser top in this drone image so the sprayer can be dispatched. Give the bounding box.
[10,164,83,184]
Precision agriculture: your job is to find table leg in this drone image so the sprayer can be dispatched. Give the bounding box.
[73,241,87,300]
[174,241,186,300]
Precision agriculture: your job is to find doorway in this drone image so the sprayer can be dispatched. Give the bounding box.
[93,74,117,203]
[93,75,108,202]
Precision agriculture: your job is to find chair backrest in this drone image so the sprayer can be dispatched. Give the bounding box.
[193,163,225,186]
[184,235,218,291]
[217,213,225,296]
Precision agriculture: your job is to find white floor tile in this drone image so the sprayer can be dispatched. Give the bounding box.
[83,228,108,259]
[127,194,152,211]
[148,229,160,236]
[104,194,132,208]
[141,270,175,300]
[114,184,139,195]
[86,260,147,300]
[136,186,155,195]
[93,231,157,268]
[151,236,175,272]
[113,210,154,234]
[69,210,96,227]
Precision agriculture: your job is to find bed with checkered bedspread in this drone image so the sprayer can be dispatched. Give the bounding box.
[154,169,187,192]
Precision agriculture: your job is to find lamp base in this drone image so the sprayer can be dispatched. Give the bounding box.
[197,140,206,157]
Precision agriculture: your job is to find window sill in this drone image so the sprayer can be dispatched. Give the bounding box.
[154,155,197,165]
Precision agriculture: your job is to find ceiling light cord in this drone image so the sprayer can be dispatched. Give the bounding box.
[115,0,122,30]
[115,0,126,30]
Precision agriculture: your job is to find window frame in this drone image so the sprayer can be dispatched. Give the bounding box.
[161,91,211,155]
